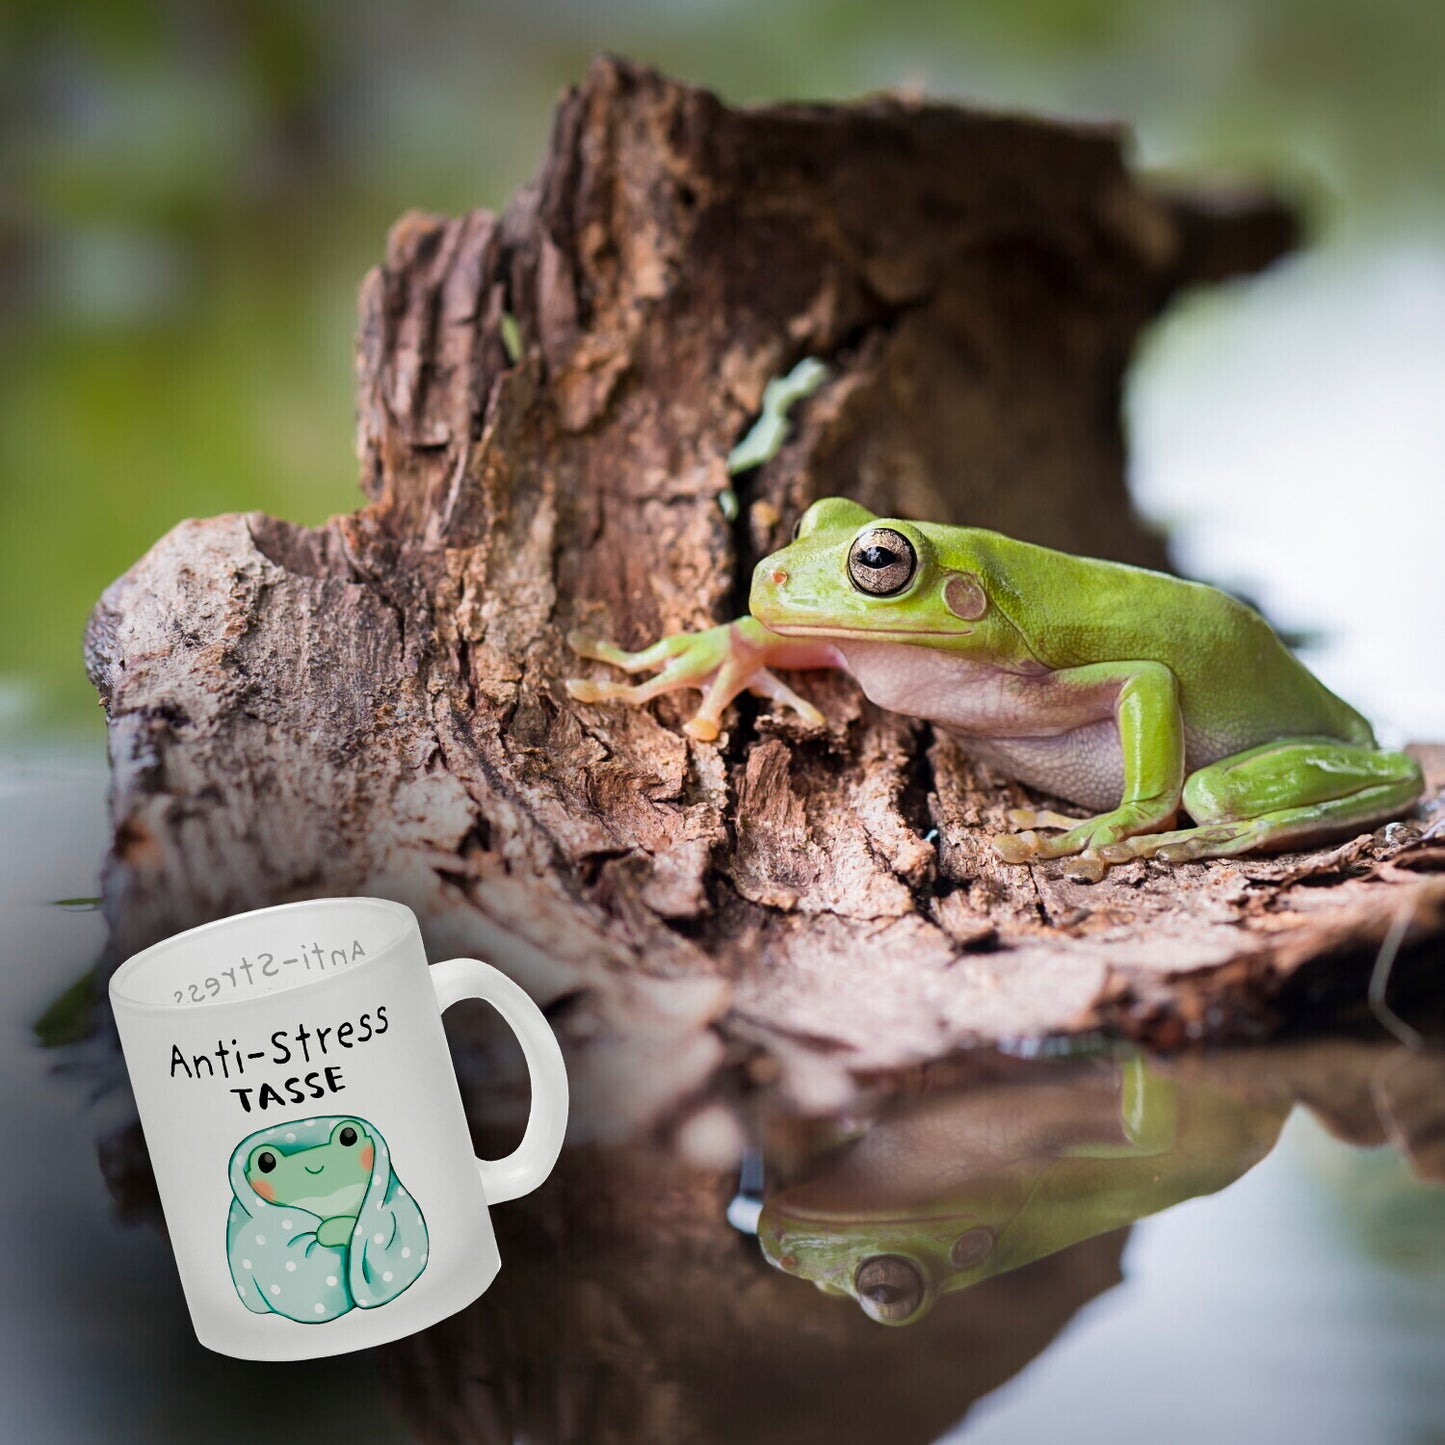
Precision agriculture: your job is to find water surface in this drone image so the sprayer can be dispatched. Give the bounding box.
[4,756,1442,1444]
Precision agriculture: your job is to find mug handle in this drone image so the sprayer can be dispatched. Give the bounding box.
[429,958,569,1204]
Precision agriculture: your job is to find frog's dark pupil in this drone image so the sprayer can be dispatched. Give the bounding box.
[339,1126,357,1146]
[848,527,915,597]
[257,1151,276,1173]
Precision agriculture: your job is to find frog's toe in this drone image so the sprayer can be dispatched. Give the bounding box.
[683,716,721,743]
[567,630,680,672]
[1096,841,1137,864]
[566,630,614,662]
[993,830,1041,863]
[566,677,622,703]
[746,670,827,729]
[1006,807,1079,831]
[1061,852,1107,884]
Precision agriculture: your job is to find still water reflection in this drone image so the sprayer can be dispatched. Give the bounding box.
[756,1057,1282,1326]
[6,762,1445,1443]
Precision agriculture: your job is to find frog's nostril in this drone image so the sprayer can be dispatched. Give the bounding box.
[770,569,788,586]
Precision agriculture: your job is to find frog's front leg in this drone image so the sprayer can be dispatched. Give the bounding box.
[993,661,1185,883]
[1085,737,1423,867]
[316,1214,357,1248]
[566,617,843,742]
[1061,1057,1178,1160]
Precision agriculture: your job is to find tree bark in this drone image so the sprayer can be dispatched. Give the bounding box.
[86,58,1445,1127]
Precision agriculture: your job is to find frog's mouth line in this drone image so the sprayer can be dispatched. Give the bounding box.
[768,624,973,641]
[768,1208,989,1227]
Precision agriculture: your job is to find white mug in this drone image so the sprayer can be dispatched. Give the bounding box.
[108,897,569,1360]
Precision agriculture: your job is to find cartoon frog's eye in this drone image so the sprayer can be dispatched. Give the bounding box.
[339,1126,358,1147]
[854,1254,926,1323]
[255,1151,277,1174]
[847,528,916,597]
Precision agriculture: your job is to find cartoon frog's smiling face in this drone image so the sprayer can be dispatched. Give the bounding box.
[245,1118,374,1219]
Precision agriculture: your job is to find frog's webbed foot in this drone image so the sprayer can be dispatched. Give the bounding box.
[685,657,825,742]
[994,801,1180,883]
[566,622,825,742]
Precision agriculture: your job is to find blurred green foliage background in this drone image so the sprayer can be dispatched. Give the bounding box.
[3,0,1443,741]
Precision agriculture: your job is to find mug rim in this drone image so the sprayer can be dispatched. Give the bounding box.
[108,896,418,1017]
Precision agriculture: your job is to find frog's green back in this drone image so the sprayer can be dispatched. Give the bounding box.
[946,527,1375,753]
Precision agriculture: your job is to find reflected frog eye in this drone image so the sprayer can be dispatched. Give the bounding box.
[339,1126,358,1147]
[847,528,916,597]
[854,1254,926,1323]
[255,1151,277,1174]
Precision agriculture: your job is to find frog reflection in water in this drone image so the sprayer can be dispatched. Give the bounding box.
[758,1058,1287,1325]
[246,1119,373,1247]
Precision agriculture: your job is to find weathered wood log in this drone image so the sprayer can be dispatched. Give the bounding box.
[86,58,1445,1129]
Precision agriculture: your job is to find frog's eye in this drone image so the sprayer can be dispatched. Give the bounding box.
[339,1126,358,1147]
[847,528,916,597]
[254,1150,277,1175]
[791,514,804,541]
[854,1254,926,1324]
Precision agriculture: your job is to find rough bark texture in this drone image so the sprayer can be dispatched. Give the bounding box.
[86,58,1445,1128]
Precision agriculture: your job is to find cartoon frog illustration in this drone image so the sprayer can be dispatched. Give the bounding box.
[227,1115,428,1324]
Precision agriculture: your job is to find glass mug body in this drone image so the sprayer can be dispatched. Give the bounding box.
[109,897,567,1360]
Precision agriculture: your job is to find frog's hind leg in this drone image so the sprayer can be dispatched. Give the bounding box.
[1096,738,1424,867]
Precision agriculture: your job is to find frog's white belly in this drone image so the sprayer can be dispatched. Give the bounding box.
[835,640,1126,812]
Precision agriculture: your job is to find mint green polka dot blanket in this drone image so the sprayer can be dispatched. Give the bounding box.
[226,1114,428,1324]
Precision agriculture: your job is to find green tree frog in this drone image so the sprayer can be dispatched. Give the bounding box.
[567,498,1422,881]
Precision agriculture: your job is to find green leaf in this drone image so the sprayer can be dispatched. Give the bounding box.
[33,967,101,1048]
